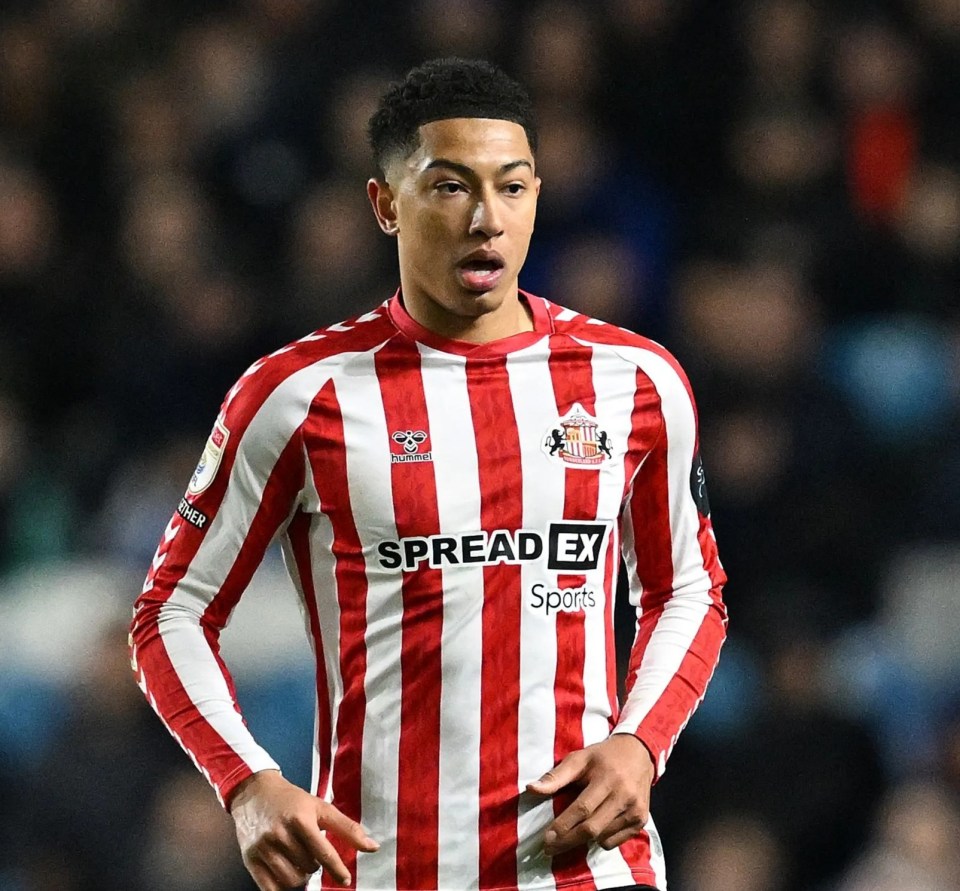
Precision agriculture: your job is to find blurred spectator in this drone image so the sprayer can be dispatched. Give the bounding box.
[522,105,674,336]
[679,813,789,891]
[741,0,824,104]
[831,16,922,227]
[521,0,600,110]
[284,175,395,331]
[137,769,257,891]
[409,0,505,62]
[322,67,395,179]
[835,780,960,891]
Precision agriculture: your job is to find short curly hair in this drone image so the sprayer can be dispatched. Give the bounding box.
[368,57,538,176]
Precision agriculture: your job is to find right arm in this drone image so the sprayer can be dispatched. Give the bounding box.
[129,380,301,807]
[129,365,377,889]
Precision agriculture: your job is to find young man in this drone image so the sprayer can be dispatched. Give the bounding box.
[130,58,727,891]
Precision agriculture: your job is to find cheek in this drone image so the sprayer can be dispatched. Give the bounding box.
[404,208,459,254]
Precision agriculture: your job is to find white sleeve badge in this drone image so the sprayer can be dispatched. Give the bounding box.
[187,417,230,496]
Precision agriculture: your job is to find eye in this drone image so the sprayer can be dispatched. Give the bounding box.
[503,182,526,195]
[436,181,466,195]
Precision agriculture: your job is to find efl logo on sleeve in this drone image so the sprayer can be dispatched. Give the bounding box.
[546,521,609,571]
[187,417,230,496]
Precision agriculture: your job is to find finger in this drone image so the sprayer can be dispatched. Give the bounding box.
[595,809,643,849]
[544,791,622,855]
[546,783,610,838]
[526,750,589,795]
[257,847,311,888]
[598,822,645,851]
[315,802,380,852]
[294,827,351,887]
[246,858,283,891]
[275,832,323,878]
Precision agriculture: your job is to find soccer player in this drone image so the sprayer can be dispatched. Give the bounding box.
[130,58,727,891]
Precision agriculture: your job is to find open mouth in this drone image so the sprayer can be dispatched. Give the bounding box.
[457,253,506,292]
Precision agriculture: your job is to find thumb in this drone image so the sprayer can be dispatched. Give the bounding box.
[526,750,587,795]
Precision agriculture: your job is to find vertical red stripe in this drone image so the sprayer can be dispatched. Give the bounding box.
[546,339,599,887]
[376,344,444,891]
[466,356,523,890]
[304,381,369,889]
[621,369,669,699]
[623,434,673,697]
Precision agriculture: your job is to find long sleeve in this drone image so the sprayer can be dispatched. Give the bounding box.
[129,365,307,807]
[613,355,727,779]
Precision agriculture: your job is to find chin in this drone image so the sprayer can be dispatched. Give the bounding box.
[456,289,505,315]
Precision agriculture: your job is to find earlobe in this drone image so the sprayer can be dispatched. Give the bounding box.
[367,178,399,237]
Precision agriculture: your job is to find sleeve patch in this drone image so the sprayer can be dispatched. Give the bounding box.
[187,417,230,496]
[690,449,711,517]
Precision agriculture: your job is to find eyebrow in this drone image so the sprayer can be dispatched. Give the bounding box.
[423,158,534,177]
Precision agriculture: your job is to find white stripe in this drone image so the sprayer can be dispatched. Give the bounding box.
[555,307,579,321]
[507,342,562,891]
[306,512,343,803]
[337,352,401,891]
[419,344,484,888]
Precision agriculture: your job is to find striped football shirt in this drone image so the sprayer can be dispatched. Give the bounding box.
[130,290,727,891]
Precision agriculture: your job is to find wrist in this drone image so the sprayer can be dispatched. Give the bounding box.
[228,768,283,812]
[610,731,656,773]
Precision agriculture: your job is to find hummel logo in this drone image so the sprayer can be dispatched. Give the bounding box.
[392,430,427,453]
[391,430,432,464]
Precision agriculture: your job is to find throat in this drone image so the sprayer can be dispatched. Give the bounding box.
[402,288,534,344]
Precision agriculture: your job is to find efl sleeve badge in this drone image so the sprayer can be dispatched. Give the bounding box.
[187,417,230,496]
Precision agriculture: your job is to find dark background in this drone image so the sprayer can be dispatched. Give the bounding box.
[1,1,959,890]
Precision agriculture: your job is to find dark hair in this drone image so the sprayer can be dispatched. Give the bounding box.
[368,57,538,176]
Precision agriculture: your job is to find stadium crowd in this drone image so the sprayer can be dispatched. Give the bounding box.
[1,0,959,889]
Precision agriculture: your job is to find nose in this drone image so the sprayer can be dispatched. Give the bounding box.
[468,191,504,239]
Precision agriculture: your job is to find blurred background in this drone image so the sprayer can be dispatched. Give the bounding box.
[1,0,959,889]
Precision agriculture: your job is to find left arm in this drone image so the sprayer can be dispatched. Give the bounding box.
[528,355,728,853]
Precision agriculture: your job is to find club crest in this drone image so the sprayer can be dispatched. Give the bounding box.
[542,403,613,468]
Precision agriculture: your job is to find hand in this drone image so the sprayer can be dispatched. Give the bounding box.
[229,770,379,890]
[525,734,655,856]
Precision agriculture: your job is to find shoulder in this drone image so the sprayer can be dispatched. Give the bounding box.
[219,303,398,433]
[540,296,695,401]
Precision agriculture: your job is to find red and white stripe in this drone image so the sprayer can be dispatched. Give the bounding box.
[131,293,726,891]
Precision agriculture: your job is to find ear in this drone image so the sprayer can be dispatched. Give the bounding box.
[367,178,399,236]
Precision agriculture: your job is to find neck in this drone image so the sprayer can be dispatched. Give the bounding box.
[401,286,534,345]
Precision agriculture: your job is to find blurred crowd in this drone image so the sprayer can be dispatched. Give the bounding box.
[1,0,960,890]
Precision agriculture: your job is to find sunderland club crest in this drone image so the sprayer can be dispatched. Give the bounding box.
[542,403,613,468]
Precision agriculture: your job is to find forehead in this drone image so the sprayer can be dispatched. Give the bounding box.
[407,118,534,173]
